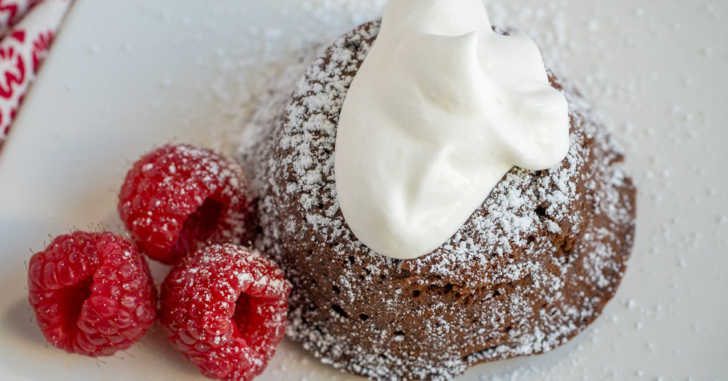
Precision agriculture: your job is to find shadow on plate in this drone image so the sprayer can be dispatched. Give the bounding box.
[463,327,590,380]
[2,296,47,348]
[3,286,201,377]
[130,323,202,377]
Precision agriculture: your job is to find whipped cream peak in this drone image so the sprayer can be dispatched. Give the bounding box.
[335,0,570,259]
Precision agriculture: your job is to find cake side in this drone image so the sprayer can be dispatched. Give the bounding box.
[242,21,636,380]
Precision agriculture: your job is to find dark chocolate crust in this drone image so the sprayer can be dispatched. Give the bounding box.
[244,21,636,380]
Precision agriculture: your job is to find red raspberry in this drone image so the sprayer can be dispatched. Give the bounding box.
[160,244,291,381]
[118,144,253,265]
[27,232,157,357]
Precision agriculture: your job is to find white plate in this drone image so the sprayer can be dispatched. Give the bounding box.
[1,1,726,380]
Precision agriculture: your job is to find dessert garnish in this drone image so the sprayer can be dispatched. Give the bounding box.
[119,144,253,264]
[27,144,286,381]
[28,231,157,356]
[335,0,570,259]
[159,244,291,381]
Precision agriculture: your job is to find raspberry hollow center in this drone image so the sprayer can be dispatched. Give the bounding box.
[232,292,271,347]
[58,277,93,334]
[233,293,253,338]
[173,198,225,258]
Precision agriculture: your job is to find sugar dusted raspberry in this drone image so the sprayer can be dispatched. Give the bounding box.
[118,144,253,265]
[27,232,156,357]
[160,244,291,381]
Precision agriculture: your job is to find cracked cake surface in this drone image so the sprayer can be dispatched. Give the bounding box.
[240,20,636,380]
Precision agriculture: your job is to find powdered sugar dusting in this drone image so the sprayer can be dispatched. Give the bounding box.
[238,19,635,379]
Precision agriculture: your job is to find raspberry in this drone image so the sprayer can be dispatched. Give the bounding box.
[118,144,253,265]
[160,244,291,381]
[27,232,157,357]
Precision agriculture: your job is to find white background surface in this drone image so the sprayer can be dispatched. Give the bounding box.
[0,1,726,380]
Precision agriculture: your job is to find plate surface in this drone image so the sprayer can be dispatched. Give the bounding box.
[0,1,726,380]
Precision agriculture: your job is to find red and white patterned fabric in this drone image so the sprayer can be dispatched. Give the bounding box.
[0,0,71,153]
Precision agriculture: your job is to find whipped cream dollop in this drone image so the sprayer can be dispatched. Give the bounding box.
[334,0,570,260]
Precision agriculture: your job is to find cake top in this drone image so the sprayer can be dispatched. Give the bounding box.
[335,0,570,259]
[243,20,632,284]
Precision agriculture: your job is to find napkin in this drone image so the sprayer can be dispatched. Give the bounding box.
[0,0,71,153]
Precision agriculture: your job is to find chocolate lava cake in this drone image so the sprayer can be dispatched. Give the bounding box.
[241,21,636,379]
